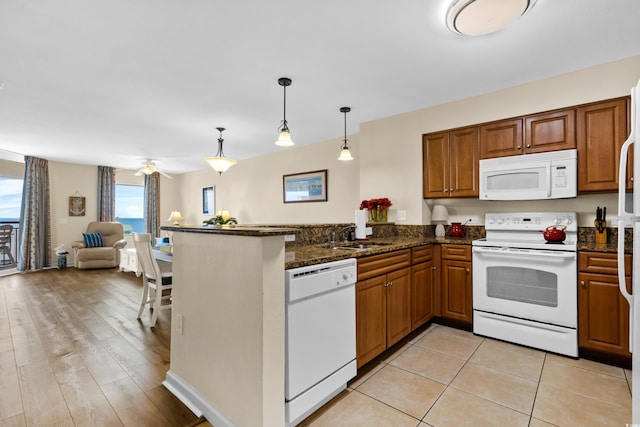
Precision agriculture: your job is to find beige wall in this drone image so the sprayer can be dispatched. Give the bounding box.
[359,55,640,226]
[177,133,361,226]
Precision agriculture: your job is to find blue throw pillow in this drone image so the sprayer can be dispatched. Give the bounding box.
[83,232,104,248]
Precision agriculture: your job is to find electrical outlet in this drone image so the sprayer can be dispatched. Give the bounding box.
[397,210,407,221]
[465,215,480,225]
[176,313,184,335]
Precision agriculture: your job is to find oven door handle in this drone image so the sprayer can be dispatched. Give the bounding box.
[473,247,576,260]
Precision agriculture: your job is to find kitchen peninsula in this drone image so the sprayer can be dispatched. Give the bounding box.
[161,224,296,427]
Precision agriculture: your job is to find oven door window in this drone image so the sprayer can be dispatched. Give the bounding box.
[486,266,557,307]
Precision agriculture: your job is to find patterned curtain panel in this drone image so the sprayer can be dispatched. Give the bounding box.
[18,156,51,271]
[144,172,161,240]
[97,166,115,222]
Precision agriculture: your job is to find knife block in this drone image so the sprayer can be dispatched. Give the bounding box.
[595,229,607,244]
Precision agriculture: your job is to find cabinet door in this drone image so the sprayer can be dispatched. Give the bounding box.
[386,267,412,347]
[411,261,435,331]
[577,98,628,193]
[449,126,479,197]
[525,109,576,154]
[356,275,387,368]
[441,260,472,324]
[578,272,631,357]
[423,132,450,198]
[480,118,523,159]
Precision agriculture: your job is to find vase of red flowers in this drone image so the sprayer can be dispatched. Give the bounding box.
[360,198,392,222]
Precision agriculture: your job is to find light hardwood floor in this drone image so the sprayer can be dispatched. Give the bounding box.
[0,267,213,427]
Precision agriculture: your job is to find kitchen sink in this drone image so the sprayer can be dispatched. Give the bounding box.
[329,241,393,250]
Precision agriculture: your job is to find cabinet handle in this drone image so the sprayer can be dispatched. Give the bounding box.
[443,189,449,192]
[517,145,522,150]
[466,268,470,273]
[631,177,635,182]
[526,144,531,148]
[580,280,586,287]
[432,266,437,270]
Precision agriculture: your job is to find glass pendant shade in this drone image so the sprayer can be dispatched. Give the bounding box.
[205,127,237,175]
[338,147,354,161]
[205,156,237,174]
[275,129,294,147]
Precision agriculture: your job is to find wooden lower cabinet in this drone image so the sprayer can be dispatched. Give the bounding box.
[440,244,472,326]
[578,252,632,361]
[355,275,387,367]
[411,244,440,330]
[356,267,411,368]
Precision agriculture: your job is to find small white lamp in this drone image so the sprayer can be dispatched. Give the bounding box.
[167,210,184,226]
[432,205,449,238]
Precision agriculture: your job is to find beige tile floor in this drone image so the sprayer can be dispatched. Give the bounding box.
[300,323,632,427]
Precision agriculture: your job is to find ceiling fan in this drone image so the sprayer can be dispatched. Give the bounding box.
[134,160,173,179]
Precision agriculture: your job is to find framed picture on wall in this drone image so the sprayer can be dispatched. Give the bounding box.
[203,186,215,214]
[69,195,86,216]
[283,169,328,203]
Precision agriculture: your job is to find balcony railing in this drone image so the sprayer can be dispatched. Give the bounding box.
[0,221,19,270]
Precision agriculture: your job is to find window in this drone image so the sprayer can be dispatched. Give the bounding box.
[115,184,144,235]
[0,177,23,221]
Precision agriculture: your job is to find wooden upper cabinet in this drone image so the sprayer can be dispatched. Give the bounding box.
[423,126,479,198]
[481,109,576,159]
[525,109,576,154]
[577,98,630,193]
[422,131,449,198]
[480,118,523,159]
[449,127,479,197]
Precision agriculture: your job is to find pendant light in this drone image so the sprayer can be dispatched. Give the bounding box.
[275,77,295,147]
[338,106,354,161]
[205,127,237,175]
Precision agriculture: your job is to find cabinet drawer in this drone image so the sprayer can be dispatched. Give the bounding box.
[357,249,411,281]
[441,244,471,261]
[579,252,631,276]
[412,245,433,264]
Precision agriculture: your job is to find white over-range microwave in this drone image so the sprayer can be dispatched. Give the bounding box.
[479,149,577,200]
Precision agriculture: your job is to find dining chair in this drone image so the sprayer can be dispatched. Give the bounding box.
[0,224,16,266]
[133,232,173,327]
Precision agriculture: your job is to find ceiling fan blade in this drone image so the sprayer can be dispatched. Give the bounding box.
[156,169,173,179]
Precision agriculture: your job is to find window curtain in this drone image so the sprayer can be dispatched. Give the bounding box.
[144,172,161,240]
[18,156,51,271]
[97,166,115,222]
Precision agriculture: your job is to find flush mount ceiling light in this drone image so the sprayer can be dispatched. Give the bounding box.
[338,107,354,161]
[446,0,537,36]
[205,127,237,175]
[275,77,295,147]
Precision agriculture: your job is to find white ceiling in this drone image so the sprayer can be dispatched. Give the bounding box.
[1,0,640,174]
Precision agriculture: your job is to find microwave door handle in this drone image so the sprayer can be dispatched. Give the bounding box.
[546,164,552,197]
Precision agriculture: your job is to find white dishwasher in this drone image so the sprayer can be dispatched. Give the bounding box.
[285,258,357,427]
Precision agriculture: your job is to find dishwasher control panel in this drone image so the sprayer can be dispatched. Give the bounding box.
[286,258,357,303]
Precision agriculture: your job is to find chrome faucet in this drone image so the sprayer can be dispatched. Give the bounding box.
[329,225,355,245]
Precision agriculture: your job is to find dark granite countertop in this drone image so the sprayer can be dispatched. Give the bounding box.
[285,236,474,269]
[161,224,298,236]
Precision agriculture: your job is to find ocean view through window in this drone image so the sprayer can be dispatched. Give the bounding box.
[0,177,22,222]
[115,184,144,234]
